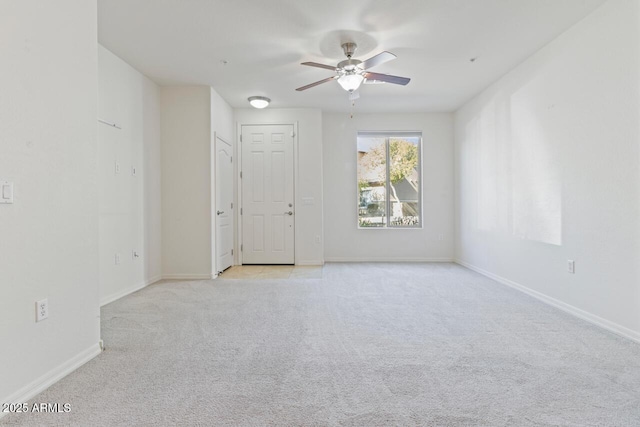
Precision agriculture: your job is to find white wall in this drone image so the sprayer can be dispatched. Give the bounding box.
[454,0,640,340]
[235,108,324,265]
[160,86,233,279]
[161,87,212,278]
[144,70,163,285]
[0,0,101,405]
[323,113,454,262]
[98,45,162,305]
[211,88,234,143]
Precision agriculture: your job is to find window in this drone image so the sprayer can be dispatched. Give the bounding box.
[357,132,422,228]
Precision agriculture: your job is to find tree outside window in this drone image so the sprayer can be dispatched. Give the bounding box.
[357,132,422,228]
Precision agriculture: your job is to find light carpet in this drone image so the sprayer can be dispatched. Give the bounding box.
[3,263,640,426]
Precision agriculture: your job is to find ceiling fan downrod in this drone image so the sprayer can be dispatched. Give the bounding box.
[341,42,357,58]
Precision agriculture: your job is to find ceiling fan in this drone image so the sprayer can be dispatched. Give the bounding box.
[296,42,411,96]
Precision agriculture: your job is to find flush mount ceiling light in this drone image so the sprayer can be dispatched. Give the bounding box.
[248,96,270,109]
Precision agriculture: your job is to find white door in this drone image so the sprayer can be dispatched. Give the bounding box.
[241,124,294,264]
[215,135,234,273]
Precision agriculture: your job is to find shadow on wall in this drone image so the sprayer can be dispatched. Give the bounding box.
[460,74,562,246]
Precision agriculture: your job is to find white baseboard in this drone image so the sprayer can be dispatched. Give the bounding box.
[99,275,162,307]
[295,260,325,266]
[455,259,640,344]
[0,343,102,417]
[146,274,163,285]
[324,257,454,263]
[162,274,212,280]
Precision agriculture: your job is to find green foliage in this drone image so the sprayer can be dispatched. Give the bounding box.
[358,138,418,184]
[390,216,419,226]
[358,180,370,191]
[358,218,384,227]
[388,138,418,184]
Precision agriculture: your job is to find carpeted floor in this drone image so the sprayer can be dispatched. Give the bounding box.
[3,263,640,426]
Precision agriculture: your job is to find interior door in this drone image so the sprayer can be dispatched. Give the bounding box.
[241,124,294,264]
[215,135,234,273]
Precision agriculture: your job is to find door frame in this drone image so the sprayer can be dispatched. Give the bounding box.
[236,122,298,266]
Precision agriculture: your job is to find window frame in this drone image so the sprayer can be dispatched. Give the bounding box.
[356,131,423,229]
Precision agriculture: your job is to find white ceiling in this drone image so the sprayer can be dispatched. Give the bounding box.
[98,0,605,113]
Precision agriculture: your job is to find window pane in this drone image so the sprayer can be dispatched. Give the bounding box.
[357,136,387,227]
[388,137,420,227]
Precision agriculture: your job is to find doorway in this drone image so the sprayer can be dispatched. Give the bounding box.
[240,124,295,264]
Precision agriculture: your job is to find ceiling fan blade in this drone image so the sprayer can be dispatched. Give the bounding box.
[364,72,410,86]
[301,61,337,71]
[363,78,385,85]
[295,76,337,91]
[360,51,396,70]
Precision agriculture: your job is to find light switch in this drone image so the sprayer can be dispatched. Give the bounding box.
[0,181,13,204]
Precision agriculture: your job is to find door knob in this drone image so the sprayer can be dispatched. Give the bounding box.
[217,210,224,215]
[285,211,293,216]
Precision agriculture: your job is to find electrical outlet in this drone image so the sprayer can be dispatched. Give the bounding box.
[568,260,575,274]
[315,235,321,244]
[36,298,48,322]
[115,253,121,265]
[114,162,120,174]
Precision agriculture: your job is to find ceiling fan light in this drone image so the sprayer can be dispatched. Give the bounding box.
[248,96,270,109]
[337,74,364,92]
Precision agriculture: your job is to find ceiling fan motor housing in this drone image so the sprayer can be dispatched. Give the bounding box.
[338,59,363,73]
[338,43,364,81]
